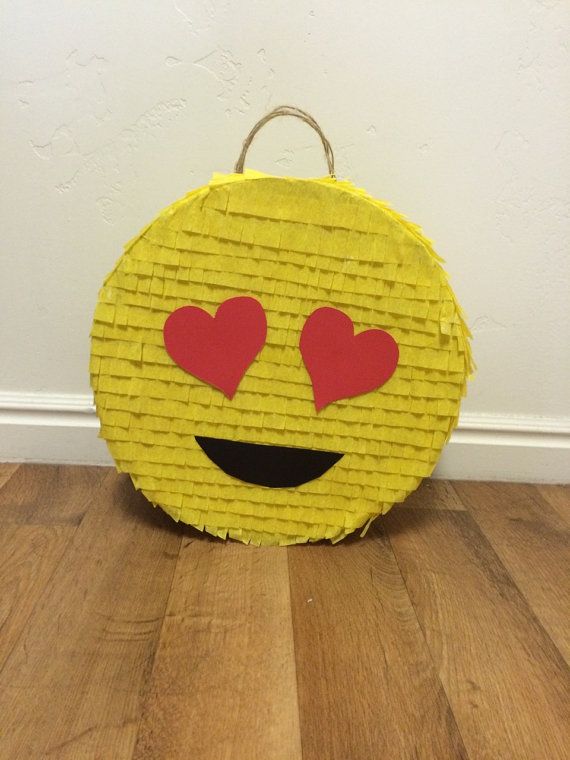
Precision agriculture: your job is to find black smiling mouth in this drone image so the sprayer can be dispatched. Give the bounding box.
[195,436,343,488]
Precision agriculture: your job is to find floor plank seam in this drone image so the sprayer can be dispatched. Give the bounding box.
[0,526,76,682]
[382,522,472,760]
[76,467,116,528]
[129,529,185,760]
[0,464,20,494]
[452,482,570,669]
[464,512,570,670]
[286,546,305,760]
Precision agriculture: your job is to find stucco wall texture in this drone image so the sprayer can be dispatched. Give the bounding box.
[1,0,569,422]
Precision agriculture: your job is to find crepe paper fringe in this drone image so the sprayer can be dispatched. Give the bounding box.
[90,171,472,546]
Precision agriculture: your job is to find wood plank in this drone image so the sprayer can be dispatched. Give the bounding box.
[0,463,110,525]
[0,471,182,760]
[386,507,570,760]
[536,484,570,526]
[0,523,73,670]
[133,541,302,760]
[398,478,465,510]
[453,481,570,661]
[288,530,468,760]
[0,463,19,490]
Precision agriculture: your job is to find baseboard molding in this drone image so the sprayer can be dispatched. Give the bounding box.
[0,392,568,483]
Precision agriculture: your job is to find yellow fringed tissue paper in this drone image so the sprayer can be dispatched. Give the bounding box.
[90,105,473,546]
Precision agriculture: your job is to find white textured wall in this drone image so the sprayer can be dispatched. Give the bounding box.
[1,1,569,426]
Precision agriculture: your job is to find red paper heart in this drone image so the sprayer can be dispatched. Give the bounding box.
[300,307,399,411]
[163,297,267,398]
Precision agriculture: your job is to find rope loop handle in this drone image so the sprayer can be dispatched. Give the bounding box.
[234,105,335,177]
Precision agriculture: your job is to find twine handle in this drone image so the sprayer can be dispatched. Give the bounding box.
[234,105,335,177]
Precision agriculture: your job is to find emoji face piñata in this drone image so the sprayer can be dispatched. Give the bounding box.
[91,160,472,545]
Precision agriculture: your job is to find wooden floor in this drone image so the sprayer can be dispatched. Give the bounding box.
[0,465,568,759]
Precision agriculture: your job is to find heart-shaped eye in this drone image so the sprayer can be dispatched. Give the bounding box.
[300,307,399,411]
[163,296,267,398]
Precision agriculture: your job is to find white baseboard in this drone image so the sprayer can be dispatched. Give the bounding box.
[0,391,568,483]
